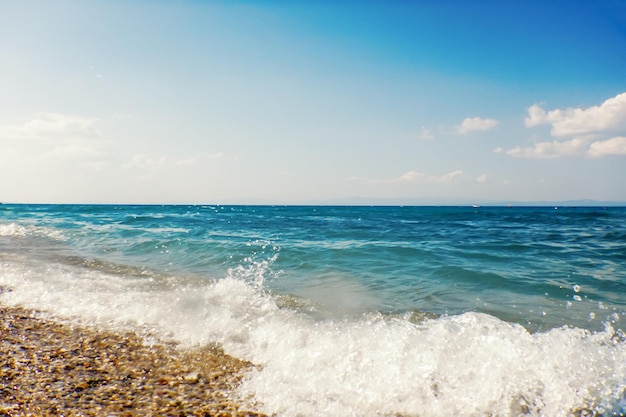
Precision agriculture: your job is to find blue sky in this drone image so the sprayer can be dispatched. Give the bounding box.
[1,0,625,204]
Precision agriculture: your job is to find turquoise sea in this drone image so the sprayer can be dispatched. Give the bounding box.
[1,204,625,416]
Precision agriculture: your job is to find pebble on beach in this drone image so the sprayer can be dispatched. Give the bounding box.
[0,305,266,417]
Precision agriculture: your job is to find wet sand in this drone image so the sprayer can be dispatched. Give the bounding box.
[0,305,265,417]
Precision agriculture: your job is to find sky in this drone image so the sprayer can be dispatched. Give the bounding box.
[1,0,625,204]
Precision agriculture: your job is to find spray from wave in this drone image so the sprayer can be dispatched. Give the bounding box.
[1,243,624,417]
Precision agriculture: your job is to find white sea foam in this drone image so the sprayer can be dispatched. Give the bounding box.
[0,223,27,237]
[0,222,66,240]
[0,258,624,417]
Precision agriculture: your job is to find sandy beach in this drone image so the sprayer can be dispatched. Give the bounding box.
[0,304,265,417]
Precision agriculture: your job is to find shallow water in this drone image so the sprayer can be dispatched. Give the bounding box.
[1,204,625,416]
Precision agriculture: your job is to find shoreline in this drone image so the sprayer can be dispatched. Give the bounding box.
[0,304,265,417]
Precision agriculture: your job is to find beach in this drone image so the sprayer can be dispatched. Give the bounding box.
[1,205,625,416]
[0,303,264,417]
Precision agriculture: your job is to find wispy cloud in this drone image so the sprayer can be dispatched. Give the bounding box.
[419,127,435,140]
[126,155,168,169]
[457,117,499,134]
[0,113,109,165]
[502,92,626,158]
[126,152,226,170]
[176,152,224,166]
[501,138,588,159]
[354,170,464,184]
[0,112,101,141]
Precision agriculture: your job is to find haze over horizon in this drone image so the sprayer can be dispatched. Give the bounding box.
[1,1,625,205]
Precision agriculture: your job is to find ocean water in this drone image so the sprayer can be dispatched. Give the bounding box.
[1,204,625,416]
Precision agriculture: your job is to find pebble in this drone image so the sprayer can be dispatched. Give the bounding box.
[0,305,266,417]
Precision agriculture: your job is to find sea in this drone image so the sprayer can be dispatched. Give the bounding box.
[1,204,625,416]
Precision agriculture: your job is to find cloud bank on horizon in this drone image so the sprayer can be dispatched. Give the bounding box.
[0,1,625,204]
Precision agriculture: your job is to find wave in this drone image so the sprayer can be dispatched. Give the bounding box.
[0,222,67,241]
[0,255,624,417]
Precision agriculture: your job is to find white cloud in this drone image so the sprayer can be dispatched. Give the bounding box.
[525,92,626,137]
[457,117,499,134]
[524,104,549,128]
[504,92,626,158]
[588,136,626,157]
[476,173,488,183]
[504,138,589,159]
